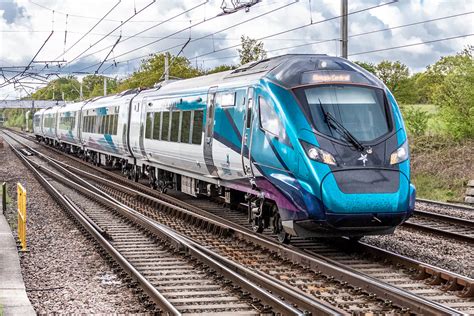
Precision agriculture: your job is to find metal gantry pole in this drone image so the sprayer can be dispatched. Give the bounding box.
[341,0,348,58]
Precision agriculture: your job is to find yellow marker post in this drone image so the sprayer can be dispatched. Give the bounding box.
[17,183,27,251]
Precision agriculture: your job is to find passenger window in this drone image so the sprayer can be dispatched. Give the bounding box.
[145,113,153,139]
[161,112,170,141]
[192,110,203,145]
[153,112,161,140]
[180,111,191,143]
[112,114,118,135]
[170,111,180,142]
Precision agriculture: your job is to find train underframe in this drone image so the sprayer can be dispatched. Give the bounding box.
[39,137,292,243]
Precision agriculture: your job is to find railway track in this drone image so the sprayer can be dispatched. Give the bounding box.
[404,209,474,243]
[3,129,473,315]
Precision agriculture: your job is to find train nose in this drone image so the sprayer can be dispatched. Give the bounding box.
[321,168,410,216]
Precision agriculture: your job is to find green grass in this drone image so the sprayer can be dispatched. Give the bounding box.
[412,173,464,202]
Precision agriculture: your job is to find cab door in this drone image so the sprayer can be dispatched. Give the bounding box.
[241,87,255,178]
[203,86,218,177]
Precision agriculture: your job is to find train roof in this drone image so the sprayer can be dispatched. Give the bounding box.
[144,54,383,98]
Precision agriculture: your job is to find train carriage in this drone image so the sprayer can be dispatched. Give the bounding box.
[33,108,46,140]
[80,91,138,165]
[41,107,59,145]
[32,54,416,243]
[56,101,84,150]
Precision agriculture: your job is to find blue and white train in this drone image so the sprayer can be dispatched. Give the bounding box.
[33,54,416,243]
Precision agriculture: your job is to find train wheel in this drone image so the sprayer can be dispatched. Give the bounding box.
[273,208,291,244]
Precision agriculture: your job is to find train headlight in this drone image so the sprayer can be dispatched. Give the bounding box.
[302,141,337,166]
[390,140,409,165]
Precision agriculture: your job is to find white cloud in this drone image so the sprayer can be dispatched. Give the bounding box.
[1,0,473,98]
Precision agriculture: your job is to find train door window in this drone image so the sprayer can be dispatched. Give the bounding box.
[170,111,180,142]
[112,114,118,135]
[161,111,170,141]
[219,92,236,107]
[153,112,161,140]
[180,111,191,143]
[246,88,254,128]
[192,110,203,145]
[108,115,113,134]
[145,112,153,139]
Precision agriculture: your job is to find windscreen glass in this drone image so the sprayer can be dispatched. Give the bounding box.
[297,85,390,142]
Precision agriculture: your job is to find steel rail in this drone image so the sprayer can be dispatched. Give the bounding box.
[2,129,464,316]
[417,198,474,211]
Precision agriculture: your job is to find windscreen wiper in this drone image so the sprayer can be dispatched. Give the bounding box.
[318,99,365,152]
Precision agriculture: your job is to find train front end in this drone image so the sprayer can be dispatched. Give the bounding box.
[266,56,416,238]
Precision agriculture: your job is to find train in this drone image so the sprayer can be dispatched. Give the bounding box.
[33,54,416,243]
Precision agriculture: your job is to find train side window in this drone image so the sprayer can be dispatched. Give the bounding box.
[91,116,97,133]
[192,110,203,145]
[161,112,170,141]
[145,113,153,139]
[153,112,161,140]
[180,111,191,143]
[170,111,180,142]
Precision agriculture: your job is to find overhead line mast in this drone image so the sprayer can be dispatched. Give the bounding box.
[341,0,348,58]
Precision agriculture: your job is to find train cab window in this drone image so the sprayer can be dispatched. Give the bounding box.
[161,112,170,141]
[192,110,203,145]
[170,111,180,142]
[180,111,191,143]
[153,112,161,140]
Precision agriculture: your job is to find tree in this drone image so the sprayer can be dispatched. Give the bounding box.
[238,35,267,65]
[354,61,376,74]
[432,56,474,140]
[374,60,409,94]
[116,53,202,92]
[30,76,81,101]
[206,64,236,74]
[81,75,118,98]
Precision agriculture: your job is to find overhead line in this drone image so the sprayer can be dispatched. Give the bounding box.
[0,30,54,88]
[54,0,122,61]
[75,0,299,73]
[190,0,398,60]
[349,33,474,56]
[80,1,208,62]
[67,0,157,66]
[196,10,474,63]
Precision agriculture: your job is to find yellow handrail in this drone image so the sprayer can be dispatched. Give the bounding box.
[17,183,27,251]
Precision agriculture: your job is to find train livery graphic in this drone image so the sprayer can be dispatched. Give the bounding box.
[33,54,416,243]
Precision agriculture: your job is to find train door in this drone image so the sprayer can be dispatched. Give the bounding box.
[241,87,255,178]
[203,86,218,177]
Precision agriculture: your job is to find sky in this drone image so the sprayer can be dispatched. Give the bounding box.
[0,0,473,99]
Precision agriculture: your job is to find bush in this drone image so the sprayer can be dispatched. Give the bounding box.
[402,105,430,137]
[432,60,474,140]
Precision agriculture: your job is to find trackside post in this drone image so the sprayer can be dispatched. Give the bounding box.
[2,182,6,214]
[17,183,27,251]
